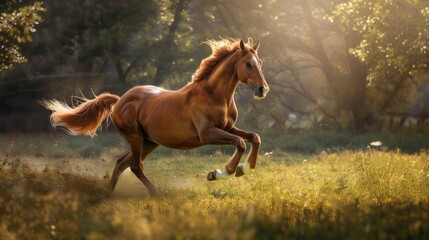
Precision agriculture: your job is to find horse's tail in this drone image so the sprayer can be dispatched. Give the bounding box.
[41,93,120,137]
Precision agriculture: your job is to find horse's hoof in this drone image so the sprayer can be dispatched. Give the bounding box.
[235,163,248,177]
[207,170,217,181]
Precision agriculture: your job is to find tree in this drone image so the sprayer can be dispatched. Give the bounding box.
[0,1,45,72]
[334,0,429,116]
[211,0,428,131]
[7,0,204,88]
[152,0,191,86]
[206,0,369,130]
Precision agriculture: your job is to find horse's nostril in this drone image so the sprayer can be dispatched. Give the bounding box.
[258,86,265,95]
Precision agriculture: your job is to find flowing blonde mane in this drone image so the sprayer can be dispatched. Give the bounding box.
[192,38,241,82]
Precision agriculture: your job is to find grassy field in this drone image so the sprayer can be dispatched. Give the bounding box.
[1,133,429,239]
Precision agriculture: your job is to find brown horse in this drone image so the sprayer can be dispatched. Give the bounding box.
[42,39,269,196]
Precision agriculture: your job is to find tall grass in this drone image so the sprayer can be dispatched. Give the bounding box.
[1,138,429,239]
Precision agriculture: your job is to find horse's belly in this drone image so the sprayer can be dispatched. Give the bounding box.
[149,132,202,150]
[157,136,202,150]
[144,119,202,150]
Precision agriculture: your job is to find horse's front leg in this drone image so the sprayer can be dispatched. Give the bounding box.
[199,127,247,181]
[229,127,261,177]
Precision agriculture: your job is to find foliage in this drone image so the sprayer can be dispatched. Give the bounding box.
[0,1,45,72]
[1,0,429,132]
[334,0,429,113]
[334,0,429,83]
[221,0,429,130]
[5,0,199,86]
[1,137,429,238]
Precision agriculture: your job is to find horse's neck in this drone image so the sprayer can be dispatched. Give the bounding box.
[203,56,239,104]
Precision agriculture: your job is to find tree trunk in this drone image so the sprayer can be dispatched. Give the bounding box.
[152,0,190,86]
[114,58,126,85]
[342,27,375,130]
[348,53,371,130]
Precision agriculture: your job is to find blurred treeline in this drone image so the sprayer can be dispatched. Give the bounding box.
[1,0,429,134]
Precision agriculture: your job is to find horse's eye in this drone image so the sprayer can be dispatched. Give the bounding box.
[245,62,252,69]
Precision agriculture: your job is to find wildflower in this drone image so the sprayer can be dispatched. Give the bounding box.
[370,141,382,147]
[264,151,273,156]
[368,141,383,150]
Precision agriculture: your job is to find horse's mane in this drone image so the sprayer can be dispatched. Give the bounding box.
[192,38,241,82]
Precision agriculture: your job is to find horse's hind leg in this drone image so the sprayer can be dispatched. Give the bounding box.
[129,137,159,196]
[108,152,132,192]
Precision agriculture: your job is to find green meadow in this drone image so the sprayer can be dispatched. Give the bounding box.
[2,0,429,239]
[1,133,429,239]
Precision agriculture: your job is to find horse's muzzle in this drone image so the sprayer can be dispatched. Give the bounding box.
[254,86,269,99]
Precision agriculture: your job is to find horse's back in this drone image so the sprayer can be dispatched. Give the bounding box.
[112,85,201,149]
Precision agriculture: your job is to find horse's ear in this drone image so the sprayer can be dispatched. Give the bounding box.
[239,39,245,51]
[253,40,260,51]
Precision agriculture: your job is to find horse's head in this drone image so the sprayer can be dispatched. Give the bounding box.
[236,39,269,99]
